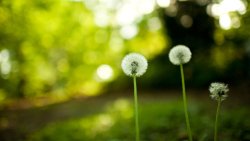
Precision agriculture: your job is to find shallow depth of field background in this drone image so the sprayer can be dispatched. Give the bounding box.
[0,0,249,141]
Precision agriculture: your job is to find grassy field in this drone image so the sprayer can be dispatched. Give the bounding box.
[0,89,250,141]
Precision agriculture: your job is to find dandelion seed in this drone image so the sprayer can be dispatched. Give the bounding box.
[209,82,229,101]
[121,53,148,77]
[169,45,192,65]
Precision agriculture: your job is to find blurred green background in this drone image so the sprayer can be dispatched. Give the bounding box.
[0,0,250,141]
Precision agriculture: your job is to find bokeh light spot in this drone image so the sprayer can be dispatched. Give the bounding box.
[0,49,11,77]
[120,24,138,39]
[156,0,171,8]
[96,64,113,81]
[219,14,232,30]
[180,15,193,28]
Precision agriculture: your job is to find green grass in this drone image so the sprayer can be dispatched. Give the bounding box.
[27,98,250,141]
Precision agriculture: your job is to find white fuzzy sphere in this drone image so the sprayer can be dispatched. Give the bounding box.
[169,45,192,65]
[121,53,148,77]
[209,82,229,101]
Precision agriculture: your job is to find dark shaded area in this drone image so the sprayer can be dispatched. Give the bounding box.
[133,1,250,90]
[163,1,215,50]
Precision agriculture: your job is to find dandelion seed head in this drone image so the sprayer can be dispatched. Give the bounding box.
[169,45,192,65]
[209,82,229,101]
[121,53,148,77]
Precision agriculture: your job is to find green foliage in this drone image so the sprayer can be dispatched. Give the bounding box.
[0,0,167,99]
[1,0,100,97]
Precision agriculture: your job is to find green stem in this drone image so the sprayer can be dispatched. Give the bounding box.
[214,99,221,141]
[133,76,140,141]
[180,64,193,141]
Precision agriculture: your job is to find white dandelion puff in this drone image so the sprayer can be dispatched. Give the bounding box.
[121,53,148,77]
[209,82,229,101]
[169,45,192,65]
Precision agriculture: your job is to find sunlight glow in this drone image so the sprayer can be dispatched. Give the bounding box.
[219,14,232,30]
[82,0,161,39]
[115,4,138,26]
[156,0,171,8]
[120,24,138,39]
[0,49,11,76]
[94,11,110,27]
[137,0,155,14]
[84,0,156,27]
[220,0,247,14]
[209,4,222,17]
[115,0,155,26]
[209,0,247,16]
[207,0,247,30]
[96,64,113,81]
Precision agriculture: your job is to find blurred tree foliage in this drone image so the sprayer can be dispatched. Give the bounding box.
[0,0,249,100]
[0,0,101,98]
[0,0,166,99]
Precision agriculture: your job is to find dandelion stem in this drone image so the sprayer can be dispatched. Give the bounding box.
[180,64,193,141]
[133,76,140,141]
[214,99,221,141]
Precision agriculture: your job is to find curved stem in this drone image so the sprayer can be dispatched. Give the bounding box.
[133,76,140,141]
[180,64,193,141]
[214,99,221,141]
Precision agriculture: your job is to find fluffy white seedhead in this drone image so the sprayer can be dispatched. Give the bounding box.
[169,45,192,65]
[121,53,148,77]
[209,82,229,101]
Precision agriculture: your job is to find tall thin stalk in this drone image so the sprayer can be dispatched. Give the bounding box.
[209,82,229,141]
[214,98,221,141]
[133,75,140,141]
[180,64,193,141]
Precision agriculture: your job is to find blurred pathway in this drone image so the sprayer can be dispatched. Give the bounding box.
[0,88,249,141]
[0,95,120,141]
